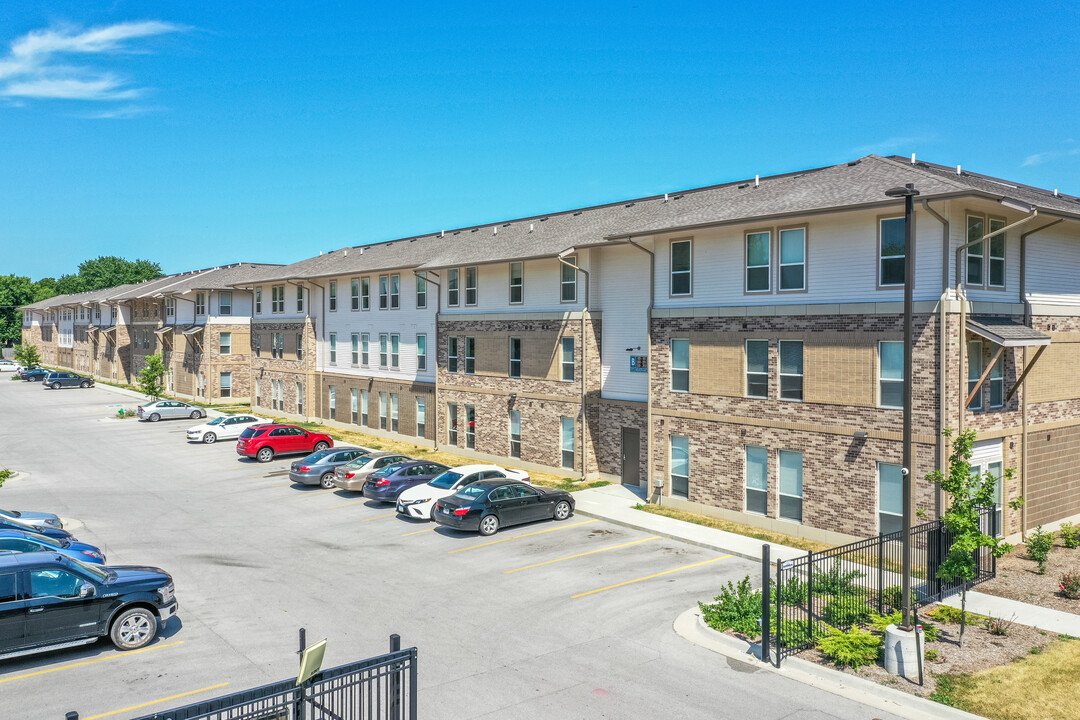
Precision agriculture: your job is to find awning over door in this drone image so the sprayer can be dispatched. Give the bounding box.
[967,316,1051,347]
[154,326,174,335]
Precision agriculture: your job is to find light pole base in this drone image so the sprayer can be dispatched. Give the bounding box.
[884,624,920,679]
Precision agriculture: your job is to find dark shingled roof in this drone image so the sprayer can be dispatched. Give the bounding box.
[132,263,283,295]
[967,316,1052,347]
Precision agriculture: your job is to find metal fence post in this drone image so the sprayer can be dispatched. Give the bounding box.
[390,634,402,720]
[295,628,307,720]
[761,544,771,665]
[409,647,419,720]
[774,558,782,667]
[877,533,885,614]
[805,551,814,644]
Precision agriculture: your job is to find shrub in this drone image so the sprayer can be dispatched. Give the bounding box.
[770,615,819,648]
[1061,522,1080,550]
[816,625,882,669]
[812,561,867,597]
[768,576,808,605]
[928,605,984,625]
[1060,571,1080,600]
[986,616,1014,636]
[0,468,11,488]
[924,647,939,662]
[879,585,902,611]
[822,597,872,627]
[867,610,901,634]
[1027,526,1055,574]
[699,576,762,637]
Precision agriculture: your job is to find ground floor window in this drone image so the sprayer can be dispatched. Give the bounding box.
[391,394,399,433]
[465,405,475,449]
[416,397,426,437]
[778,450,803,522]
[296,382,303,415]
[509,410,521,459]
[361,390,368,426]
[328,385,336,419]
[561,417,575,469]
[670,435,689,498]
[745,445,768,515]
[219,372,232,398]
[878,462,902,534]
[351,389,359,424]
[970,460,1004,535]
[379,392,387,430]
[448,403,458,445]
[255,378,261,407]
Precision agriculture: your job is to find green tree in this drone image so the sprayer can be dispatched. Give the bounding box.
[74,256,162,291]
[14,343,41,368]
[925,429,1015,648]
[0,274,37,346]
[137,353,168,400]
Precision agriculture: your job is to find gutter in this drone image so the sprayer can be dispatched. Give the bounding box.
[557,250,591,481]
[921,199,949,518]
[625,237,656,502]
[414,271,441,451]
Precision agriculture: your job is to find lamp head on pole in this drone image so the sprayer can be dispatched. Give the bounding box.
[885,183,921,198]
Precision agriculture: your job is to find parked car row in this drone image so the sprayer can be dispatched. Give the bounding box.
[14,367,94,389]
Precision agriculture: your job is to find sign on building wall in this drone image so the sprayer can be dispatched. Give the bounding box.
[629,355,648,372]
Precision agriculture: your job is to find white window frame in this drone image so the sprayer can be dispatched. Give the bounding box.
[416,397,426,437]
[670,339,689,392]
[165,297,175,318]
[390,334,400,369]
[196,292,207,316]
[328,281,337,311]
[509,262,524,304]
[361,389,369,426]
[361,333,369,366]
[988,217,1006,288]
[297,382,303,415]
[778,450,803,523]
[879,217,906,288]
[391,393,399,432]
[778,340,803,402]
[745,231,771,293]
[560,256,577,303]
[329,333,337,364]
[465,266,478,306]
[745,339,768,398]
[966,214,985,286]
[351,389,359,424]
[351,333,360,366]
[329,385,336,418]
[670,239,692,296]
[989,351,1004,408]
[745,445,768,515]
[447,269,459,307]
[465,405,476,449]
[219,331,232,355]
[509,337,521,378]
[417,334,427,371]
[379,392,387,430]
[878,462,903,534]
[416,273,427,309]
[219,292,233,316]
[379,275,389,310]
[447,402,458,444]
[967,339,983,410]
[296,285,304,313]
[778,227,806,291]
[351,279,360,311]
[361,277,371,311]
[379,333,388,368]
[509,410,521,458]
[879,341,904,409]
[670,435,689,498]
[560,337,574,382]
[448,337,458,373]
[390,274,400,309]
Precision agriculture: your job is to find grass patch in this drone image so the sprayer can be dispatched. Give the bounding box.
[632,504,832,553]
[930,638,1080,719]
[266,417,607,492]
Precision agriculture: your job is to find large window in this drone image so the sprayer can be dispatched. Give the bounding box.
[448,337,459,373]
[417,334,427,371]
[378,392,387,430]
[217,291,232,316]
[196,292,208,316]
[465,405,476,449]
[509,337,521,378]
[351,279,360,311]
[219,332,232,355]
[296,286,304,313]
[360,389,368,426]
[351,389,359,424]
[509,262,524,304]
[328,385,336,419]
[379,334,388,368]
[328,281,337,311]
[509,410,521,458]
[779,228,805,291]
[989,353,1004,408]
[671,339,689,392]
[329,333,337,364]
[361,277,371,310]
[220,372,232,398]
[561,417,575,469]
[879,217,906,287]
[390,274,400,309]
[745,231,770,292]
[967,340,983,410]
[778,450,803,522]
[670,240,692,295]
[465,336,475,375]
[447,269,459,307]
[670,435,689,498]
[361,333,369,366]
[416,397,426,437]
[745,446,768,515]
[561,337,575,381]
[391,394,399,432]
[561,256,577,302]
[351,334,360,365]
[448,403,458,444]
[270,287,283,314]
[746,340,768,398]
[465,267,478,306]
[297,382,303,415]
[988,218,1006,287]
[878,462,903,534]
[967,215,984,285]
[379,275,389,310]
[879,341,904,408]
[416,273,427,309]
[778,340,803,401]
[390,334,400,369]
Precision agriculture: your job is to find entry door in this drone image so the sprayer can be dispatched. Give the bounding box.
[621,427,641,486]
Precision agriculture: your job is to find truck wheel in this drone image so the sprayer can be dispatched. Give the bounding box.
[110,607,158,650]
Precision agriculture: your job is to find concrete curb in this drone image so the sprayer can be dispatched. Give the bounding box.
[91,383,227,419]
[672,607,986,720]
[573,507,766,562]
[0,470,29,484]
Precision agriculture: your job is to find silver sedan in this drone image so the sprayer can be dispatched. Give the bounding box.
[333,452,413,491]
[138,401,206,422]
[289,448,371,488]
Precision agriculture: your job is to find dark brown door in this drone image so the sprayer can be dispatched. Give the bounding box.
[621,427,640,486]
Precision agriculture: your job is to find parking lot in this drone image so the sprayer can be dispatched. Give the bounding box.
[0,379,895,719]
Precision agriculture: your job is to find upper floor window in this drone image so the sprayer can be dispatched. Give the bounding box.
[296,286,304,313]
[509,262,524,304]
[255,288,262,314]
[416,273,427,309]
[560,337,575,381]
[879,341,904,409]
[990,353,1004,407]
[447,269,460,307]
[271,286,284,313]
[670,240,692,295]
[219,292,233,316]
[988,218,1006,287]
[745,231,770,292]
[351,279,360,311]
[509,337,521,378]
[361,277,371,310]
[351,333,360,365]
[465,336,476,375]
[379,276,389,310]
[390,274,400,309]
[165,297,175,318]
[196,292,207,316]
[390,334,400,369]
[417,334,427,371]
[329,333,337,364]
[448,336,459,373]
[361,333,369,365]
[967,215,984,286]
[296,333,303,361]
[328,281,337,311]
[219,332,232,355]
[670,339,689,392]
[379,333,388,368]
[253,333,261,357]
[746,340,768,398]
[778,340,803,401]
[967,340,983,410]
[779,228,806,291]
[560,256,577,302]
[465,267,477,306]
[879,217,906,287]
[967,215,1006,288]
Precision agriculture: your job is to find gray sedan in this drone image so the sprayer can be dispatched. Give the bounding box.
[289,448,371,488]
[138,400,206,422]
[333,452,413,491]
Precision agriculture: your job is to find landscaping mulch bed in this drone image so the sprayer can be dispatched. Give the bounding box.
[977,538,1080,615]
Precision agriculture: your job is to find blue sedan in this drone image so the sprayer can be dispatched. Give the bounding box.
[0,517,74,541]
[20,368,49,382]
[362,461,450,503]
[0,529,106,564]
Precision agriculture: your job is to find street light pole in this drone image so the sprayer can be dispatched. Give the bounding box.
[885,182,920,630]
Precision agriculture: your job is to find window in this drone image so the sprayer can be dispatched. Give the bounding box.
[509,262,523,304]
[670,339,689,392]
[219,292,233,316]
[670,240,692,295]
[379,275,389,309]
[466,405,476,448]
[328,281,337,311]
[416,273,427,309]
[509,337,521,378]
[448,403,458,444]
[447,269,459,306]
[296,333,303,361]
[219,332,232,355]
[220,372,232,398]
[328,385,336,419]
[967,340,983,410]
[509,410,521,458]
[670,435,689,498]
[361,333,369,366]
[561,417,575,469]
[417,334,427,371]
[745,446,768,515]
[391,394,399,432]
[967,215,984,285]
[560,256,577,302]
[361,277,370,310]
[416,397,426,437]
[0,572,16,602]
[745,231,770,292]
[879,217,906,287]
[989,218,1006,287]
[274,332,284,359]
[448,337,459,373]
[351,279,360,311]
[465,336,475,375]
[779,228,806,291]
[30,568,83,598]
[465,266,477,306]
[379,392,387,429]
[360,389,368,425]
[254,333,261,357]
[351,389,359,424]
[390,274,400,309]
[879,341,904,408]
[196,292,207,315]
[989,461,1003,534]
[778,450,803,522]
[878,462,903,534]
[165,297,175,318]
[351,333,360,365]
[746,340,768,398]
[296,286,304,312]
[379,334,388,367]
[271,286,284,313]
[297,382,303,415]
[329,333,337,364]
[390,334,400,369]
[778,340,803,401]
[990,351,1004,408]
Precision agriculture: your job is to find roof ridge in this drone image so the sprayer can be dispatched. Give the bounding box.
[870,154,973,193]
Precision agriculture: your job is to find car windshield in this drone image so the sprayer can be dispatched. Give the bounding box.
[453,485,489,501]
[69,557,109,582]
[0,509,19,518]
[428,471,463,490]
[206,417,226,426]
[303,451,334,463]
[239,427,263,438]
[21,531,63,548]
[344,455,375,468]
[371,464,407,478]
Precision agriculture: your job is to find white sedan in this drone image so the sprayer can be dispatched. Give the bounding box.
[396,464,530,521]
[0,360,18,372]
[186,414,267,444]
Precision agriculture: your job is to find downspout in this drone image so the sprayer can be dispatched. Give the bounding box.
[414,271,441,451]
[626,237,656,501]
[305,279,325,422]
[922,199,949,520]
[557,252,590,481]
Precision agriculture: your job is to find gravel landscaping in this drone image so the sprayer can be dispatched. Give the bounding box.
[977,534,1080,615]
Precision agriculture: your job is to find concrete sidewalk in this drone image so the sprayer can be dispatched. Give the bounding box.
[942,590,1080,635]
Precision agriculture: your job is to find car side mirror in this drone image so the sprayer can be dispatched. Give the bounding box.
[79,582,96,598]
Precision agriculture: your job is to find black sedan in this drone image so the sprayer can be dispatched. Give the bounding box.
[362,461,450,503]
[19,367,49,382]
[433,480,574,536]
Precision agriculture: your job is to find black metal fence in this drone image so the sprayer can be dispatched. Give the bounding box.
[65,634,417,720]
[762,508,997,665]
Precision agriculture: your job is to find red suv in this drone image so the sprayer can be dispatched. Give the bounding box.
[236,424,334,463]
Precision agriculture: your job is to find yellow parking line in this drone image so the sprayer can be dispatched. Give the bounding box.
[0,641,184,684]
[327,500,369,509]
[447,519,597,555]
[82,682,230,720]
[504,536,660,574]
[572,555,732,599]
[361,512,396,522]
[401,527,435,537]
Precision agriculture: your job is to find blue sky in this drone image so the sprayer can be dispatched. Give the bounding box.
[3,1,1078,279]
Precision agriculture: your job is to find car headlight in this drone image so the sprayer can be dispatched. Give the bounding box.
[157,582,175,605]
[80,549,104,560]
[45,518,62,528]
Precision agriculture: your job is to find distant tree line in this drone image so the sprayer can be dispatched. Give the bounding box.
[0,256,162,347]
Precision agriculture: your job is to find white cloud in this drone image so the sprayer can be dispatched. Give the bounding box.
[1022,148,1080,167]
[0,20,183,109]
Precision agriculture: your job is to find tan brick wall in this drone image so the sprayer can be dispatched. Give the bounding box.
[804,338,877,407]
[688,333,742,396]
[1027,334,1080,403]
[1027,424,1080,527]
[597,400,648,481]
[318,374,435,441]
